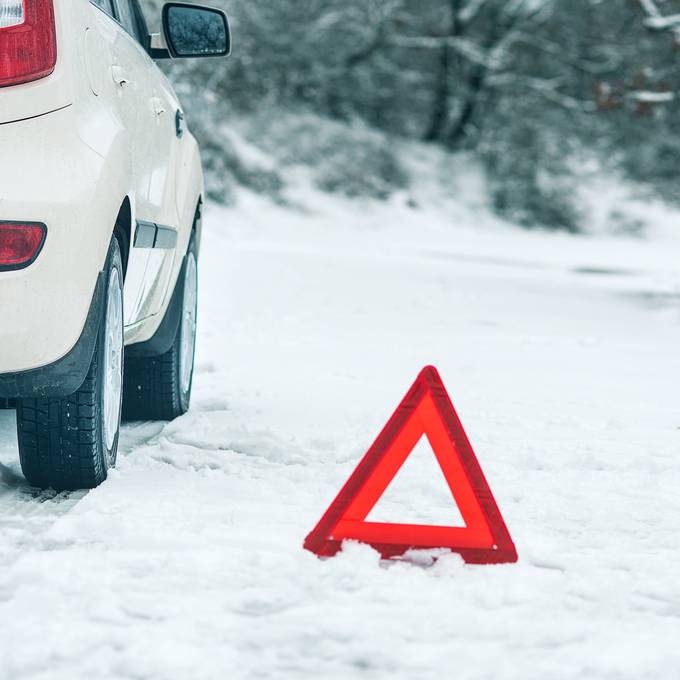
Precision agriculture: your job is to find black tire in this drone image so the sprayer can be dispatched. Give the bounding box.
[122,234,197,422]
[16,237,124,491]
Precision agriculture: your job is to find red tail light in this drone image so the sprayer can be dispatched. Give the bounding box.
[0,222,46,270]
[0,1,57,88]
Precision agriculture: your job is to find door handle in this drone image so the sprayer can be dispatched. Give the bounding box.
[111,65,129,87]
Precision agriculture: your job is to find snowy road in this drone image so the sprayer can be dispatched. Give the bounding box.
[2,193,680,679]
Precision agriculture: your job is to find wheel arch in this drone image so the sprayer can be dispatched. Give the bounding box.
[113,197,133,280]
[192,195,204,253]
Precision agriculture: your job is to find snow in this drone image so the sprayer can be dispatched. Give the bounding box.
[366,434,467,527]
[2,179,680,679]
[628,90,675,103]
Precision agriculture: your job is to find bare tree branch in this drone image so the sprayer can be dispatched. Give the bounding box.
[628,90,675,103]
[488,73,598,112]
[515,33,621,75]
[638,0,680,36]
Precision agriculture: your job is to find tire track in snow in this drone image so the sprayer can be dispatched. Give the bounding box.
[0,411,88,569]
[0,411,165,571]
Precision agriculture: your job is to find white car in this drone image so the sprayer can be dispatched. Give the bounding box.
[0,0,230,490]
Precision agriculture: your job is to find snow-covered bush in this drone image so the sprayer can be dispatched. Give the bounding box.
[199,131,285,206]
[480,103,583,232]
[250,112,409,200]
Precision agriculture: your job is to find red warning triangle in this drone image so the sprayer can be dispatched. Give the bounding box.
[304,367,517,564]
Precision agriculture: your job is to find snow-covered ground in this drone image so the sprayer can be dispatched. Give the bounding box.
[1,181,680,679]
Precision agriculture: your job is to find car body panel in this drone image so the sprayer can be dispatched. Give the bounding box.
[0,104,124,373]
[0,0,205,378]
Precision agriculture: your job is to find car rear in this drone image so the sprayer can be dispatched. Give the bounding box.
[0,0,120,386]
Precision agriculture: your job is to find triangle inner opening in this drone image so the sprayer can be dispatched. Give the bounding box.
[365,434,466,527]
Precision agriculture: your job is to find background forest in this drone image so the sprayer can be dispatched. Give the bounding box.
[142,0,680,233]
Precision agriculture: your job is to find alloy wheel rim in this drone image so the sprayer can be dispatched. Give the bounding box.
[179,252,197,396]
[103,267,123,454]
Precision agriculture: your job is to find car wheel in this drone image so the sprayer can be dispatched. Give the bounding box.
[16,236,124,491]
[122,234,197,422]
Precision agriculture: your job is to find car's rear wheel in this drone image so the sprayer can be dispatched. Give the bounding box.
[16,236,124,491]
[122,234,198,422]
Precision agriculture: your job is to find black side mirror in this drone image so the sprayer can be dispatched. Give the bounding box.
[161,2,231,59]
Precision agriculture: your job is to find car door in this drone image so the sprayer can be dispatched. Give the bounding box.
[106,0,157,224]
[90,0,164,327]
[122,0,184,322]
[138,68,183,321]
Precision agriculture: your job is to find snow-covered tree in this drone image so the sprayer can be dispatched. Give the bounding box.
[141,0,680,228]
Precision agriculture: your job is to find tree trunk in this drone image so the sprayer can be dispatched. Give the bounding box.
[423,0,462,142]
[424,45,451,141]
[447,65,487,147]
[446,4,507,148]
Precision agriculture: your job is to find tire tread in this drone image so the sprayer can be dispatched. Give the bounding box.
[122,346,183,422]
[16,348,106,491]
[122,235,196,423]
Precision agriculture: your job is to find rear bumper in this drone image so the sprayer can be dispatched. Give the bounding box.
[0,272,104,399]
